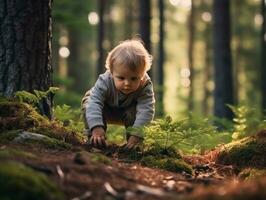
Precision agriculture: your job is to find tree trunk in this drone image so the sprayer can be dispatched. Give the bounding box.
[0,0,53,118]
[213,0,234,121]
[157,0,165,117]
[202,23,212,115]
[188,0,195,111]
[68,29,82,91]
[261,0,266,116]
[97,0,105,76]
[139,0,152,79]
[124,1,133,39]
[106,0,114,49]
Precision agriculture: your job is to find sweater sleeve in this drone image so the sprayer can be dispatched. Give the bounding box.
[130,82,155,137]
[85,75,109,130]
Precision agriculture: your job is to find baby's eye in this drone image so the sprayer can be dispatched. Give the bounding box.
[131,77,138,81]
[117,77,125,80]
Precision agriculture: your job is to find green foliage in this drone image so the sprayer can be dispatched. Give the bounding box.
[106,125,125,144]
[144,116,231,154]
[14,91,39,105]
[0,101,84,145]
[229,105,249,140]
[54,90,82,108]
[53,0,94,31]
[0,161,64,200]
[14,87,59,107]
[53,104,84,133]
[228,105,266,140]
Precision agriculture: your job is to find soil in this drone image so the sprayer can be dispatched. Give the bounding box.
[1,142,257,200]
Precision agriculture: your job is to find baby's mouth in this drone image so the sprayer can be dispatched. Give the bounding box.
[122,89,131,94]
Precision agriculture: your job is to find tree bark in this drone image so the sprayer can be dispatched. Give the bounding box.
[202,23,212,115]
[0,0,53,118]
[188,0,195,111]
[261,0,266,116]
[213,0,234,121]
[139,0,152,79]
[124,1,133,39]
[157,0,165,117]
[97,0,105,76]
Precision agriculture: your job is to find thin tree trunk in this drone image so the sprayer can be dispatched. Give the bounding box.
[232,0,243,106]
[97,0,105,76]
[0,0,53,118]
[261,0,266,116]
[139,0,152,79]
[213,0,234,121]
[106,0,114,48]
[124,1,133,38]
[202,24,212,115]
[157,0,165,117]
[139,0,151,52]
[188,0,195,111]
[68,29,84,92]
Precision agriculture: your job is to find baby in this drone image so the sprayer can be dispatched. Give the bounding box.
[82,39,155,150]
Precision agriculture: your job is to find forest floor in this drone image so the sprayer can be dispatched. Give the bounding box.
[1,101,266,200]
[1,141,266,200]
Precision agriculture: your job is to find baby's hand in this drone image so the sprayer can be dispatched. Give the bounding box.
[124,135,143,150]
[90,126,106,148]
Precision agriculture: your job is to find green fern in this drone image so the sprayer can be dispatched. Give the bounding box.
[228,105,248,140]
[228,104,266,140]
[14,91,39,105]
[143,115,231,154]
[15,87,59,105]
[53,104,84,132]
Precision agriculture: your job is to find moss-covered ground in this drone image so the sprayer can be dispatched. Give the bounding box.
[0,161,64,200]
[214,131,266,168]
[0,100,85,145]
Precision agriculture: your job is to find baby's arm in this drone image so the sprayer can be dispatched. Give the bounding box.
[125,82,155,150]
[85,75,109,147]
[133,82,155,132]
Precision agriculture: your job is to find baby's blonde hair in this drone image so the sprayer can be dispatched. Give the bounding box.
[105,39,152,72]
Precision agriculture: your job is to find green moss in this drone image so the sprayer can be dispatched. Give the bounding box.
[0,130,22,143]
[0,161,64,200]
[217,135,266,168]
[0,102,45,130]
[239,168,266,180]
[17,135,72,150]
[144,145,182,159]
[74,151,111,165]
[0,148,36,160]
[141,155,193,174]
[0,101,84,145]
[90,152,111,164]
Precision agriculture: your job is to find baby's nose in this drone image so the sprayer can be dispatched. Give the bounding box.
[124,80,130,85]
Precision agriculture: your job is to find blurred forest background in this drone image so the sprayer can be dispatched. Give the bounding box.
[52,0,266,121]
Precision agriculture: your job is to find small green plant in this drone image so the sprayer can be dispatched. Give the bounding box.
[228,105,266,140]
[15,87,59,106]
[144,115,231,154]
[228,105,248,140]
[53,104,84,133]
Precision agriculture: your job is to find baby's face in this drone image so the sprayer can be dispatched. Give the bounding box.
[112,65,145,95]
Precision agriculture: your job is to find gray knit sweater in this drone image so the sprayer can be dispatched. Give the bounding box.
[84,70,155,137]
